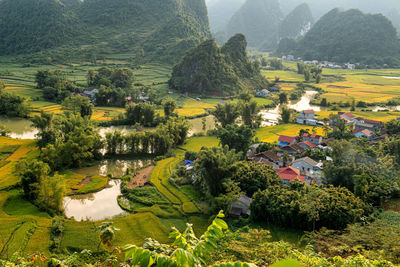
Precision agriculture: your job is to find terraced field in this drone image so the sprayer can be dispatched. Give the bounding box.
[0,137,37,190]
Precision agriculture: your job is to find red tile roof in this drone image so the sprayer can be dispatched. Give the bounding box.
[299,141,316,148]
[363,119,382,125]
[276,167,305,182]
[278,135,296,144]
[342,112,355,119]
[302,133,322,139]
[303,109,315,114]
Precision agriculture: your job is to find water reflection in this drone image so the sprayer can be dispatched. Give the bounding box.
[97,125,136,138]
[0,117,38,139]
[73,158,153,178]
[63,179,125,221]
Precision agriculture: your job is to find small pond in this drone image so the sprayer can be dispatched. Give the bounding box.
[63,179,125,221]
[73,158,154,178]
[0,117,38,139]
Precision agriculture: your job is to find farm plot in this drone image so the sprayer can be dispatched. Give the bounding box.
[0,137,36,190]
[256,124,324,143]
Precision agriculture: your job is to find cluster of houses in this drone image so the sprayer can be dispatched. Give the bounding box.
[248,132,329,187]
[255,85,281,98]
[336,112,383,140]
[231,111,388,218]
[281,55,357,70]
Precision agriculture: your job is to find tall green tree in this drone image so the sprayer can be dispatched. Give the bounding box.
[231,161,281,197]
[240,100,261,128]
[216,124,254,155]
[62,95,94,118]
[17,159,50,201]
[213,101,240,127]
[163,98,177,118]
[196,146,241,197]
[279,92,288,104]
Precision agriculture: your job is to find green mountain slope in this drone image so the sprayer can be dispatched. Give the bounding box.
[280,3,314,40]
[0,0,84,55]
[0,0,211,64]
[226,0,283,51]
[169,34,269,96]
[281,8,400,66]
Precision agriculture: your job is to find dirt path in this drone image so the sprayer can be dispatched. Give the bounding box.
[79,176,92,185]
[128,166,155,189]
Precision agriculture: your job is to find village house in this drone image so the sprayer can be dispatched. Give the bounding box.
[296,110,317,125]
[354,118,382,133]
[254,151,283,169]
[353,129,373,140]
[338,112,357,124]
[229,196,251,218]
[269,85,281,92]
[287,55,295,61]
[298,141,317,151]
[292,157,323,184]
[276,166,305,185]
[253,157,274,168]
[279,144,304,155]
[255,89,270,98]
[82,88,99,103]
[278,135,297,147]
[302,133,323,145]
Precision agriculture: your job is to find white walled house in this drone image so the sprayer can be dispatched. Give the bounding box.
[292,157,323,184]
[296,110,317,125]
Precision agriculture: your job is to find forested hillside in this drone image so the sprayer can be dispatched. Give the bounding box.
[226,0,283,51]
[279,3,314,40]
[278,0,400,35]
[279,8,400,66]
[0,0,211,64]
[0,0,84,55]
[169,34,269,95]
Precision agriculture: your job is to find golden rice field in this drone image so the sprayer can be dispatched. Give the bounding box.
[256,124,325,143]
[176,98,215,117]
[263,64,400,104]
[0,137,36,190]
[316,111,400,122]
[91,107,125,121]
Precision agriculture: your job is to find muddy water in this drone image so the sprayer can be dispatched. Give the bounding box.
[260,91,321,126]
[63,179,125,221]
[0,117,38,139]
[288,91,321,112]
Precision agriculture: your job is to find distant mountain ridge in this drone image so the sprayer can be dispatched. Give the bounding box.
[0,0,211,64]
[226,0,283,51]
[279,8,400,66]
[279,3,314,40]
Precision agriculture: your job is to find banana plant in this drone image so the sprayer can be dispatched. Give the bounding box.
[123,211,253,267]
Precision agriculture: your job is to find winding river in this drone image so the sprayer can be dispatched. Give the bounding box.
[260,91,321,126]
